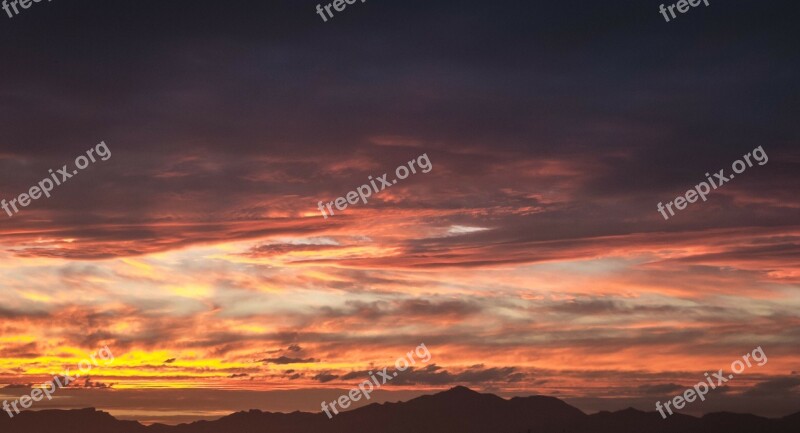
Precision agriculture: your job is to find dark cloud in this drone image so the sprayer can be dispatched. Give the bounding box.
[260,356,318,365]
[546,298,687,317]
[312,372,339,383]
[81,377,114,389]
[0,307,49,319]
[0,0,795,259]
[743,377,800,398]
[316,299,481,321]
[245,243,341,257]
[0,342,40,359]
[340,364,525,386]
[636,383,685,396]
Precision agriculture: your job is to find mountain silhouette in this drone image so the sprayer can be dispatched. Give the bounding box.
[1,386,798,433]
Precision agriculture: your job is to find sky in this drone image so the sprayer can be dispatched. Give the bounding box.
[0,0,799,425]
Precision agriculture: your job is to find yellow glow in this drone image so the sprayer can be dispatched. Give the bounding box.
[121,258,154,272]
[166,284,213,298]
[19,291,54,303]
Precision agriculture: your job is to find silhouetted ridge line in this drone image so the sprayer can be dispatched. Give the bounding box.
[2,387,798,433]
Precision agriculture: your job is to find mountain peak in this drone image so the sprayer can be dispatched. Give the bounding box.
[445,385,480,395]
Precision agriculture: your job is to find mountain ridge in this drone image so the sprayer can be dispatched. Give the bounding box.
[1,386,798,433]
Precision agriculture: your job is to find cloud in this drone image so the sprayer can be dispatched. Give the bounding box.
[743,377,800,398]
[636,383,685,395]
[81,378,114,388]
[312,372,339,383]
[339,364,525,386]
[260,356,318,365]
[0,342,40,359]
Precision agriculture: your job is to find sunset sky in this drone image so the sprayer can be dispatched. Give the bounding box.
[0,0,798,425]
